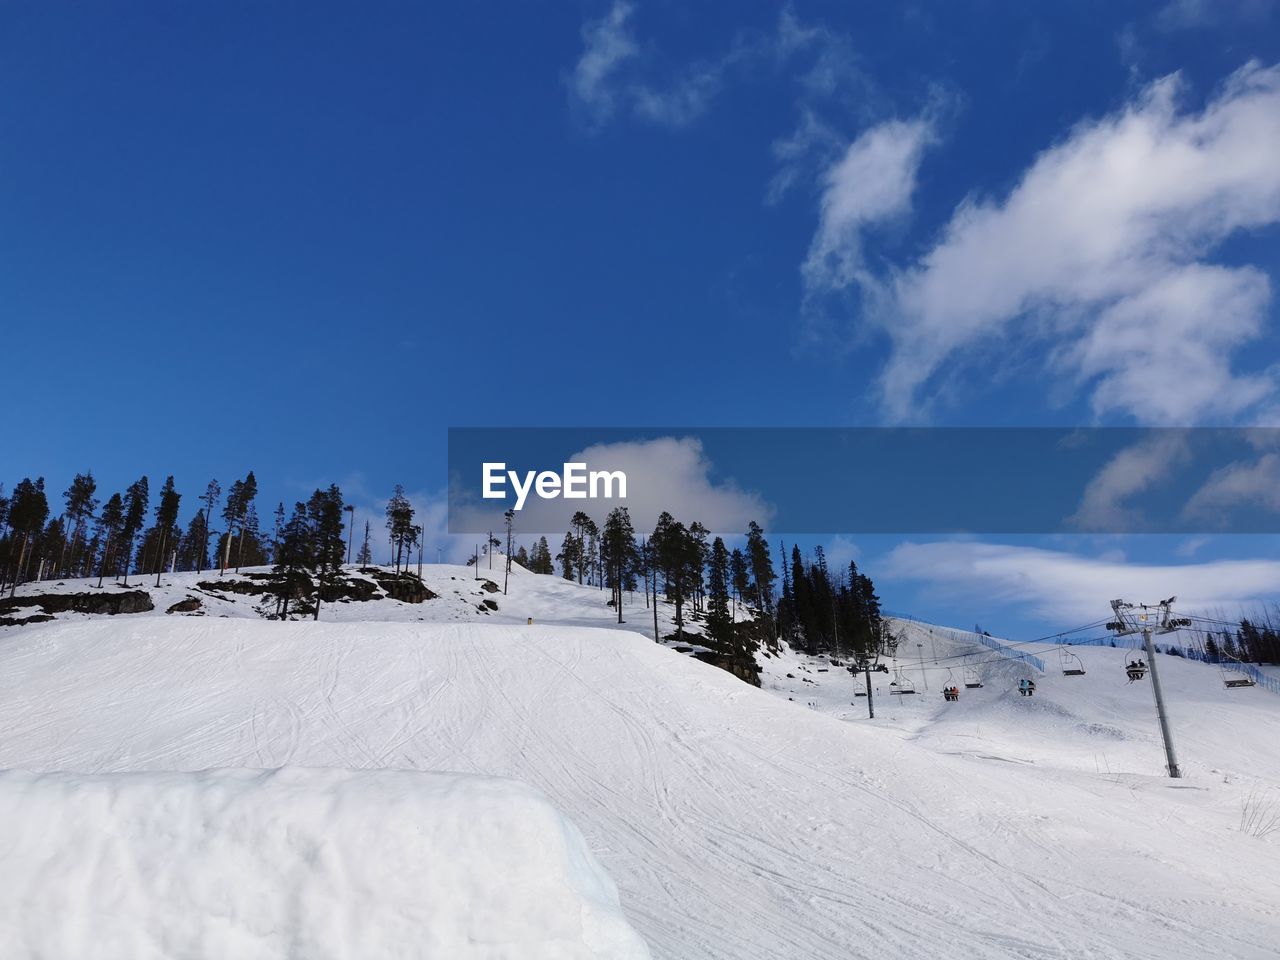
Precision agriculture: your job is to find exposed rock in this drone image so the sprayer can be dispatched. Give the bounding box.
[0,590,154,617]
[197,579,265,596]
[0,613,56,627]
[478,580,500,593]
[693,650,762,687]
[166,597,203,614]
[366,572,437,604]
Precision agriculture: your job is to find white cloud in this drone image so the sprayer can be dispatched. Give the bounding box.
[568,5,835,130]
[801,118,935,297]
[1184,451,1280,522]
[817,62,1280,424]
[1068,434,1190,530]
[882,540,1280,622]
[452,436,774,536]
[1175,536,1211,558]
[569,1,639,126]
[822,535,862,573]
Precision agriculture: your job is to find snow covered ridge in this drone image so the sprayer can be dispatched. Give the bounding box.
[0,767,651,960]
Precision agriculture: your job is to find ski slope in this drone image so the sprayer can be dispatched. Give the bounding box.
[2,606,1279,959]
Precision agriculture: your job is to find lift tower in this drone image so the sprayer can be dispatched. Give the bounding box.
[1107,597,1192,779]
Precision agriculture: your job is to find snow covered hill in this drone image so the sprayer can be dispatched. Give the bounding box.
[0,559,695,639]
[1,585,1279,958]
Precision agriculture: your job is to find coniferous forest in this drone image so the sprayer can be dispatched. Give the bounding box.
[5,472,1280,667]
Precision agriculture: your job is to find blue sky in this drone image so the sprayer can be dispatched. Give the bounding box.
[4,1,1280,638]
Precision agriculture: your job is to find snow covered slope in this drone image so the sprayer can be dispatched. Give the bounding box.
[0,559,692,639]
[2,616,1278,959]
[0,767,650,960]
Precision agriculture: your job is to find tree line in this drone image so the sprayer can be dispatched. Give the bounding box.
[0,472,424,599]
[0,472,888,662]
[526,509,887,666]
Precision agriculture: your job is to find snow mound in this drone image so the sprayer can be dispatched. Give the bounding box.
[0,767,651,960]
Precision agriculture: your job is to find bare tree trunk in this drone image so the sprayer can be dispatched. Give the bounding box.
[9,533,30,597]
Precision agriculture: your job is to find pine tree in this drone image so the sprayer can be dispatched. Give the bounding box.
[37,516,66,582]
[62,472,98,578]
[570,511,596,584]
[356,519,373,566]
[307,485,346,619]
[706,537,732,651]
[5,478,49,595]
[197,479,220,575]
[118,477,149,586]
[529,536,554,574]
[556,532,577,579]
[149,476,182,586]
[777,540,795,643]
[503,509,515,594]
[95,493,124,588]
[745,521,776,616]
[601,507,637,623]
[729,547,749,614]
[269,502,313,619]
[223,471,258,572]
[652,513,695,635]
[1204,632,1220,663]
[176,511,208,571]
[271,502,286,562]
[688,521,709,615]
[385,485,415,574]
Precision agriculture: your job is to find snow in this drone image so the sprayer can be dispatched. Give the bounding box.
[0,559,692,639]
[2,567,1280,957]
[2,603,1279,959]
[0,767,649,960]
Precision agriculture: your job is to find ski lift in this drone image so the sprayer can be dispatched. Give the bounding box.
[941,669,960,702]
[962,656,983,689]
[1059,646,1086,676]
[1124,659,1147,682]
[1220,661,1257,689]
[890,666,916,695]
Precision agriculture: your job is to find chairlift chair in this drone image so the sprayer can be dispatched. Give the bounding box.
[962,656,984,689]
[1220,661,1257,689]
[1059,646,1086,676]
[1124,659,1148,682]
[941,669,960,702]
[890,665,916,695]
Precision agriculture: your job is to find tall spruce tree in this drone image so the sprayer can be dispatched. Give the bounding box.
[556,532,577,579]
[118,477,149,586]
[197,479,220,575]
[269,502,313,619]
[151,476,181,586]
[307,485,346,620]
[385,486,415,574]
[62,473,98,579]
[95,493,125,588]
[5,478,49,594]
[706,536,733,651]
[745,521,776,616]
[357,519,373,566]
[601,507,637,623]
